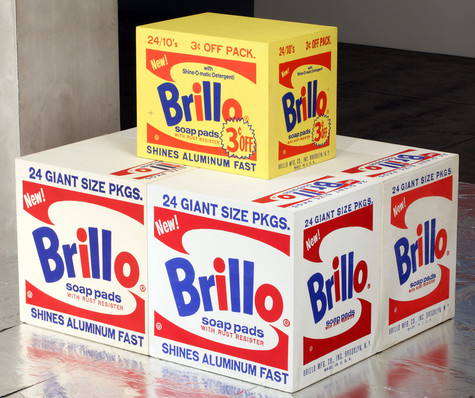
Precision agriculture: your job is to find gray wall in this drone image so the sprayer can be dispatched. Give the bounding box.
[16,0,121,155]
[0,0,21,259]
[1,0,120,259]
[255,0,475,58]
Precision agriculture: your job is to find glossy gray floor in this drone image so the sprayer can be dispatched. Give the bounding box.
[1,182,474,397]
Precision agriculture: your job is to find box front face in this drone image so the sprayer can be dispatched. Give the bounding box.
[292,183,380,390]
[271,28,337,177]
[17,161,149,354]
[147,187,294,390]
[380,156,458,350]
[136,24,268,177]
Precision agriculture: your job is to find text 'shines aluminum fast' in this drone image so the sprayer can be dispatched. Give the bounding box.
[16,130,189,354]
[136,13,337,179]
[147,166,380,392]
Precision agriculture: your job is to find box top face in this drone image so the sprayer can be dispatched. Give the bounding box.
[18,129,134,166]
[147,135,457,209]
[326,136,458,180]
[17,129,188,182]
[335,135,456,158]
[138,12,335,43]
[148,156,377,210]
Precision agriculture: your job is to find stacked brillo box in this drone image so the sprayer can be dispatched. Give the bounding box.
[16,13,458,392]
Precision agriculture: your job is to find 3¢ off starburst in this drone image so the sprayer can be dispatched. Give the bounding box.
[312,114,331,148]
[220,118,256,159]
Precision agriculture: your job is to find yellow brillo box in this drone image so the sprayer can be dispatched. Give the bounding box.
[136,13,337,179]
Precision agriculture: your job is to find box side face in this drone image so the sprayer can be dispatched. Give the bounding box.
[293,182,381,390]
[379,154,459,351]
[136,24,270,178]
[270,26,338,178]
[15,133,193,354]
[147,186,295,391]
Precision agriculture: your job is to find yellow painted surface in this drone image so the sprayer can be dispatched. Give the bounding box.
[137,13,337,179]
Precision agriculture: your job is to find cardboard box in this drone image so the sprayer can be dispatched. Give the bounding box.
[16,129,189,354]
[16,128,458,391]
[146,135,458,391]
[314,136,459,351]
[147,164,381,391]
[136,13,337,179]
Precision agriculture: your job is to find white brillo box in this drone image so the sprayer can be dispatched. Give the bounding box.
[16,130,189,354]
[317,136,459,351]
[147,165,381,392]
